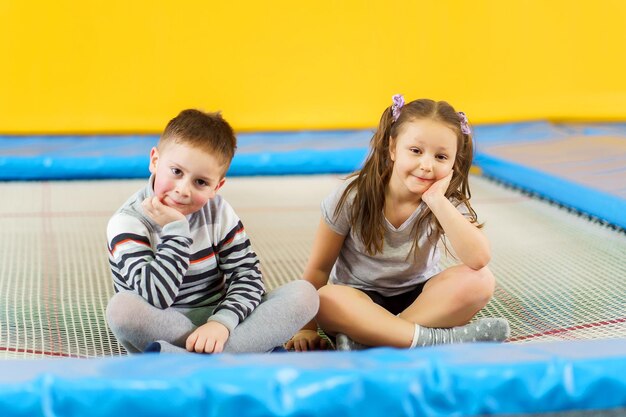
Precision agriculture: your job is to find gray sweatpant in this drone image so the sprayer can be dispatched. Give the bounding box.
[106,280,318,354]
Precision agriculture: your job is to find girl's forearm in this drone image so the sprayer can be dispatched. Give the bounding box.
[426,196,491,269]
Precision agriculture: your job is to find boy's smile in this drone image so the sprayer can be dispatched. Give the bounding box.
[149,141,226,216]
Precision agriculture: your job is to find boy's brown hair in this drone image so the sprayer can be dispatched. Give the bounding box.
[160,109,237,167]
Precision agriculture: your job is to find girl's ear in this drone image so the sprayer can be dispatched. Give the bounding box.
[388,136,396,162]
[149,147,159,174]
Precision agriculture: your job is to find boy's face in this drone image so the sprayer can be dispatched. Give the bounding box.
[149,140,227,216]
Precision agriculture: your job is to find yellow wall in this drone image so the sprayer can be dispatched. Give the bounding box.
[2,0,626,133]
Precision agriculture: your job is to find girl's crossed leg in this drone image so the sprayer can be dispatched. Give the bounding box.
[316,264,507,348]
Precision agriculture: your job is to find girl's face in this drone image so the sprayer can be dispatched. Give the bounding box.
[389,118,458,199]
[149,141,226,216]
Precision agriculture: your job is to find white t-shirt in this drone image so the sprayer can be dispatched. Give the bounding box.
[322,179,469,297]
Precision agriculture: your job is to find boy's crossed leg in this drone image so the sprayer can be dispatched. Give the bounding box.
[106,280,318,354]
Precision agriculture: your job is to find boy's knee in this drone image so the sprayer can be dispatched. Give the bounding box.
[287,280,319,316]
[106,291,143,332]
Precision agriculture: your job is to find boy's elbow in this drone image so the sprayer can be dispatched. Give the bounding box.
[144,290,174,310]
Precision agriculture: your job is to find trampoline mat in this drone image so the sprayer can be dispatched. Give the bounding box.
[0,175,624,358]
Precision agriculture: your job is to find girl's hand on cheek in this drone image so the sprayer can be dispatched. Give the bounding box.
[142,196,185,227]
[422,172,453,206]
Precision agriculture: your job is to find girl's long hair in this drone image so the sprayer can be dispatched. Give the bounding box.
[335,98,479,256]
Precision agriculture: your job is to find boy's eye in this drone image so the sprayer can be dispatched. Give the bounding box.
[171,168,182,175]
[410,148,422,154]
[195,179,208,187]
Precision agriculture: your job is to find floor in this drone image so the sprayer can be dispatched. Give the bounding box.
[0,174,625,358]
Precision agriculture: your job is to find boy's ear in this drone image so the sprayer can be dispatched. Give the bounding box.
[149,147,159,174]
[215,178,226,192]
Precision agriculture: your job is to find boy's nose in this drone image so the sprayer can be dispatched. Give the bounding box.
[175,181,191,196]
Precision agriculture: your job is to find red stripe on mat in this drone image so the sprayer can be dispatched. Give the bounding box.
[42,183,64,354]
[1,211,113,218]
[0,346,84,358]
[508,317,626,342]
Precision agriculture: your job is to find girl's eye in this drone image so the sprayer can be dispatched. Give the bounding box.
[410,148,422,154]
[437,155,448,160]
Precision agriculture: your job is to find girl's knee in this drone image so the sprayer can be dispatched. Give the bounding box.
[456,266,495,308]
[316,285,360,326]
[317,284,347,307]
[476,266,495,299]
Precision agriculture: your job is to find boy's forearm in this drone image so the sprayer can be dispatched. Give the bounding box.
[108,219,192,308]
[215,266,265,329]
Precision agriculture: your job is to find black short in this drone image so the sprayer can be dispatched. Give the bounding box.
[361,282,427,316]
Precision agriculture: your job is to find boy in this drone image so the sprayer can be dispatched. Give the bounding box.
[106,109,318,354]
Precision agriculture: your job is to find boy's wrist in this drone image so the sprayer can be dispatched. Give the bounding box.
[161,218,190,236]
[207,309,240,333]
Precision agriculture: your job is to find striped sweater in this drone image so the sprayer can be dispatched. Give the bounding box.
[106,180,265,332]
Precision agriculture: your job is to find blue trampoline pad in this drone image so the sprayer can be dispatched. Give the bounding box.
[474,122,626,229]
[0,122,624,227]
[1,339,625,417]
[0,130,372,179]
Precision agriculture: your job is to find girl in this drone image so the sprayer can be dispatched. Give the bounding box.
[286,95,509,351]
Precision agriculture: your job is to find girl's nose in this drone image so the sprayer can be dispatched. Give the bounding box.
[420,158,433,172]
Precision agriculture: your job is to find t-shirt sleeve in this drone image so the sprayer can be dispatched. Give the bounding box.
[320,181,353,236]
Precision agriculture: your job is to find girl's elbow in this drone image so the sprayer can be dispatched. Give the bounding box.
[468,251,491,270]
[470,259,490,271]
[302,269,330,289]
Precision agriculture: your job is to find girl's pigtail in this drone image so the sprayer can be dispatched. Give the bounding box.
[335,104,396,255]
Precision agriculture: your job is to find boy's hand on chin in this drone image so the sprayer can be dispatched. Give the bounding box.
[142,196,186,227]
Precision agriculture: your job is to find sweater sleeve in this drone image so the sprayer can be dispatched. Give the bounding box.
[107,213,192,309]
[207,203,265,333]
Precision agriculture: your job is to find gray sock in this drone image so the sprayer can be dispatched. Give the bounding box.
[413,317,510,347]
[144,340,188,354]
[335,333,369,351]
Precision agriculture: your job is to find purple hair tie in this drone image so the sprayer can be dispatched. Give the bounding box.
[391,94,404,122]
[458,111,471,135]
